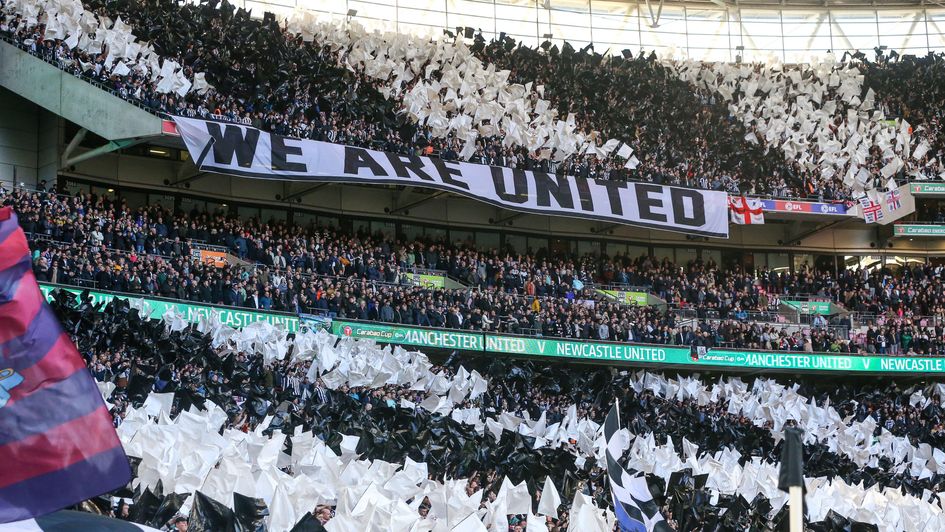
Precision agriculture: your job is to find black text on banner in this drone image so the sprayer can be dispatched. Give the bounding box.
[173,116,730,237]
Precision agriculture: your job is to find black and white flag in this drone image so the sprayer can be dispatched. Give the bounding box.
[604,403,674,532]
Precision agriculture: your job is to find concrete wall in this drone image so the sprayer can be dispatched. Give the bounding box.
[0,41,163,141]
[0,87,59,187]
[0,87,38,185]
[37,106,58,183]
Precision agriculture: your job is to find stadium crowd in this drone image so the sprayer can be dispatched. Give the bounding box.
[50,288,945,531]
[5,0,945,530]
[861,51,945,183]
[2,0,943,202]
[8,184,945,356]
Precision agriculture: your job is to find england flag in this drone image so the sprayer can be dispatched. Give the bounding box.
[728,196,765,225]
[858,195,885,224]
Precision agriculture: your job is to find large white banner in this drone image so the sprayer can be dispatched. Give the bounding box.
[173,117,730,238]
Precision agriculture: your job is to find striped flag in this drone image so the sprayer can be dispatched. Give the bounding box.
[0,510,162,531]
[0,206,130,523]
[604,404,673,532]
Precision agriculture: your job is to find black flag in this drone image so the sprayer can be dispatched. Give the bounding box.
[778,427,805,492]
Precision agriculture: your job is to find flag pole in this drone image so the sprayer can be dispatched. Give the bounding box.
[778,426,805,532]
[615,397,621,428]
[789,486,803,532]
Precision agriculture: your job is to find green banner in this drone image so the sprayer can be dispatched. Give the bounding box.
[33,284,945,374]
[39,283,299,332]
[595,289,649,306]
[909,182,945,195]
[894,224,945,236]
[487,336,945,373]
[332,320,483,350]
[485,335,692,364]
[783,300,833,315]
[700,350,945,373]
[405,273,447,288]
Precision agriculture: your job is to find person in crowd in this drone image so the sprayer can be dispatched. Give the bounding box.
[7,0,937,201]
[51,285,945,531]
[9,185,945,355]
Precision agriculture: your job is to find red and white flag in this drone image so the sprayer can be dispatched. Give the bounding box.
[728,196,765,225]
[857,194,885,224]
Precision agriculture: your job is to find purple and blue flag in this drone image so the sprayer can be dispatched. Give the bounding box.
[0,206,131,523]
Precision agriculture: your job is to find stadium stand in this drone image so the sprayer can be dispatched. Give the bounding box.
[42,291,945,530]
[10,184,945,355]
[3,0,942,200]
[4,0,945,530]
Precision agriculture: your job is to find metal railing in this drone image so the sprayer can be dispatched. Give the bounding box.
[4,183,84,203]
[777,293,836,302]
[244,260,450,287]
[190,241,230,254]
[585,281,653,293]
[672,307,787,324]
[848,312,945,328]
[26,232,187,262]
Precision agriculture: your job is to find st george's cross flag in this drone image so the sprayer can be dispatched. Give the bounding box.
[728,196,765,225]
[0,206,130,523]
[604,403,674,532]
[857,195,885,224]
[885,189,902,211]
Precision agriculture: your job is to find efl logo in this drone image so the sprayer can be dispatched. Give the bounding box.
[343,326,353,336]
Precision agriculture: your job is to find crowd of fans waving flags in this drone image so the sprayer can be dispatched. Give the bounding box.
[1,0,944,206]
[5,0,945,526]
[5,227,945,529]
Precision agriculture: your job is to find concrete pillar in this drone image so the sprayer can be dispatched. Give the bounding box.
[0,87,39,187]
[37,106,60,184]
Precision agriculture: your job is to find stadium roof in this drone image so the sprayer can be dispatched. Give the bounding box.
[666,0,938,8]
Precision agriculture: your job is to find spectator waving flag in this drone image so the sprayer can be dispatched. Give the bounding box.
[728,196,765,225]
[604,403,674,531]
[0,206,130,524]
